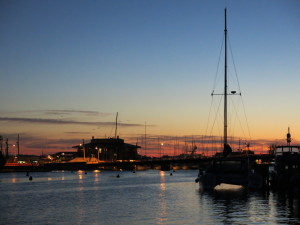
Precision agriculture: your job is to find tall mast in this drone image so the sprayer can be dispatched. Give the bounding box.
[224,8,228,148]
[115,112,118,139]
[144,121,147,155]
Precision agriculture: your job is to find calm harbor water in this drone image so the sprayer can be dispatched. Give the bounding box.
[0,170,299,225]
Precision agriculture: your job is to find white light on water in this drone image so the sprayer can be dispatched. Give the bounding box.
[214,184,244,190]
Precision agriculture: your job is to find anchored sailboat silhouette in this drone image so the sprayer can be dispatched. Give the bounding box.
[196,8,264,190]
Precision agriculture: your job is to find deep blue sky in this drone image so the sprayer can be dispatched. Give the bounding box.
[0,0,299,154]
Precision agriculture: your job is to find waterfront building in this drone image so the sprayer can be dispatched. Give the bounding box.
[72,136,141,161]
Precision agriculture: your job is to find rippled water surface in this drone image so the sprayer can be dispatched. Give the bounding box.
[0,170,299,225]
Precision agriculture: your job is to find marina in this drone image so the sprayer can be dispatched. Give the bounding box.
[0,170,299,225]
[1,1,299,224]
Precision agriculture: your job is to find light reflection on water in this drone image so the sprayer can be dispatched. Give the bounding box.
[0,170,299,225]
[158,171,167,225]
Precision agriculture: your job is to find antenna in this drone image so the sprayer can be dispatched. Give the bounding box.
[287,127,291,145]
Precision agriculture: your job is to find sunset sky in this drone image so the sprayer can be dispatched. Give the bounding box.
[0,0,299,156]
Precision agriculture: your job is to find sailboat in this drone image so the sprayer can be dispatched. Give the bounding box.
[196,8,264,190]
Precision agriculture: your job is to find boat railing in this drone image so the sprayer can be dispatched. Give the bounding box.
[275,146,300,156]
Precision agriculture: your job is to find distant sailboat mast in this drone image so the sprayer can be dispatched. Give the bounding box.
[17,134,20,157]
[115,112,118,139]
[144,121,147,155]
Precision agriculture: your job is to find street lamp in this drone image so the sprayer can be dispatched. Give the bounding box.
[160,143,164,158]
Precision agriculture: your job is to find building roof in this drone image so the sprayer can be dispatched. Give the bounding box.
[72,137,141,149]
